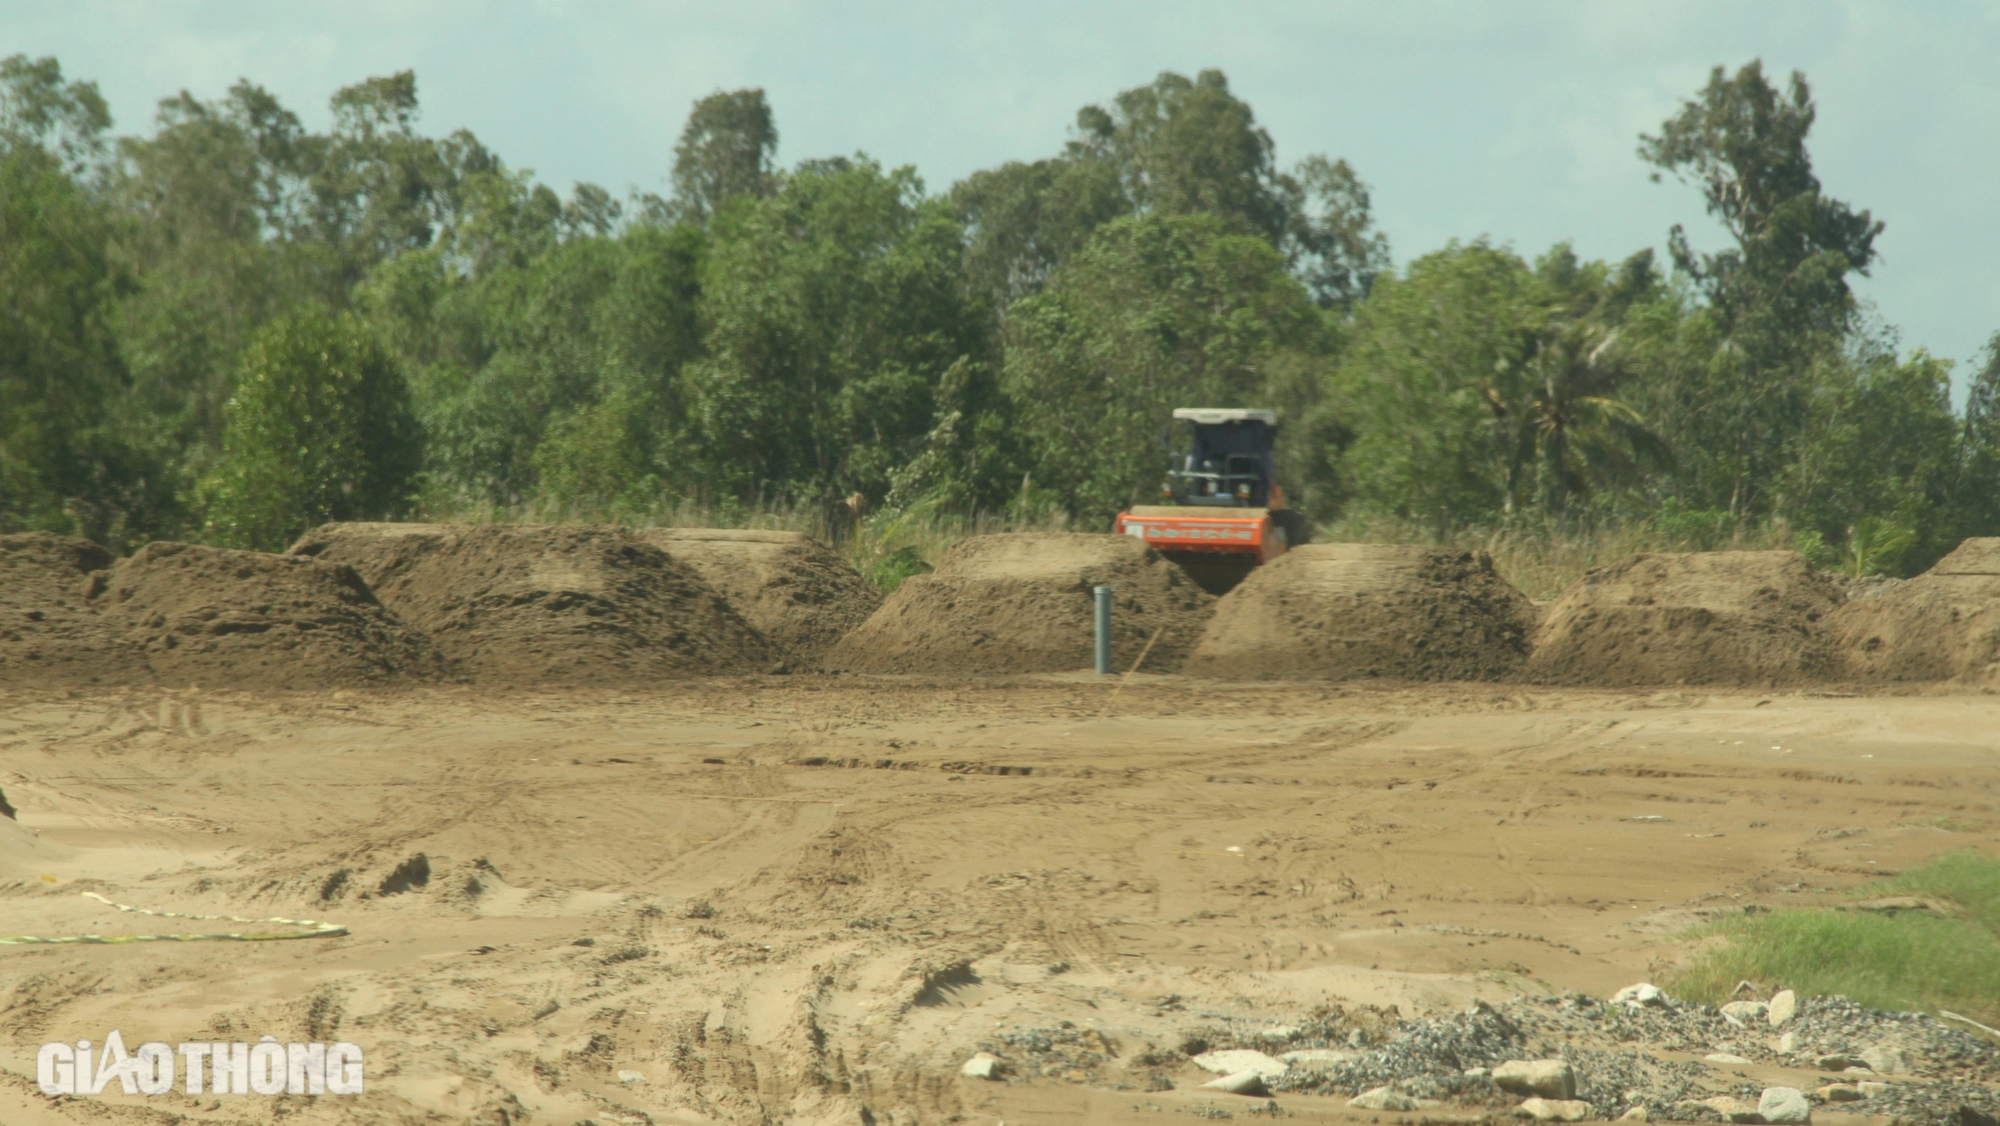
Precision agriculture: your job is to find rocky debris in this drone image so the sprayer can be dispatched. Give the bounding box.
[1773,996,1995,1082]
[1202,1070,1271,1096]
[1519,1097,1591,1121]
[979,1023,1119,1083]
[1193,1050,1288,1078]
[1350,1086,1422,1111]
[960,1052,1003,1079]
[1237,992,2000,1125]
[1721,1002,1770,1024]
[1496,1059,1579,1098]
[1759,1086,1812,1124]
[1769,991,1797,1028]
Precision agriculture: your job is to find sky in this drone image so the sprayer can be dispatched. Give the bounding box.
[7,0,1999,388]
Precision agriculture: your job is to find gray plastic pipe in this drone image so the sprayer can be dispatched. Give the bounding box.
[1093,586,1112,674]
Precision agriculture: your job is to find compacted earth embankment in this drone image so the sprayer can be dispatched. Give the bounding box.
[7,526,2000,691]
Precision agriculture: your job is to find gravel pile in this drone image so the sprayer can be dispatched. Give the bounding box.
[1184,993,1998,1124]
[979,1022,1122,1083]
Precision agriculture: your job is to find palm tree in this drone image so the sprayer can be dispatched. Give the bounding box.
[1492,321,1672,519]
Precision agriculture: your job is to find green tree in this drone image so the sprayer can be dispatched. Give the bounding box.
[1778,346,1963,573]
[1336,243,1667,532]
[1954,334,2000,540]
[201,312,422,549]
[1001,212,1336,524]
[670,88,776,223]
[951,70,1387,320]
[682,157,988,506]
[1070,69,1388,308]
[951,156,1127,317]
[1639,60,1883,517]
[0,56,173,543]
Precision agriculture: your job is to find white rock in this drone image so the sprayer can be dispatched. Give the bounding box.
[1349,1086,1420,1111]
[1767,989,1797,1027]
[1192,1049,1288,1078]
[1706,1052,1755,1065]
[1464,1066,1490,1077]
[1859,1045,1905,1075]
[1517,1097,1590,1121]
[1281,1048,1355,1066]
[1620,1107,1649,1122]
[960,1052,1002,1079]
[1494,1059,1578,1099]
[1777,1031,1798,1054]
[1201,1069,1270,1096]
[1700,1095,1765,1122]
[1857,1082,1889,1097]
[1721,1001,1771,1022]
[1759,1086,1812,1125]
[1613,983,1671,1008]
[616,1070,646,1083]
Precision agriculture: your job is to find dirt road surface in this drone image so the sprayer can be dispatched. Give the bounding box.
[1,678,1994,1124]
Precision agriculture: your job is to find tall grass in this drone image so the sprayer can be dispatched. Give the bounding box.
[1666,851,2000,1023]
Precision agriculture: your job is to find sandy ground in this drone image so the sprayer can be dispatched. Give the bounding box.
[0,677,1995,1125]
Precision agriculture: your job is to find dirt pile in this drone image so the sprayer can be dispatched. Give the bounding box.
[1181,544,1536,681]
[0,532,133,685]
[94,540,442,689]
[1830,538,2000,684]
[289,522,776,683]
[824,533,1215,674]
[637,528,880,664]
[1522,550,1844,687]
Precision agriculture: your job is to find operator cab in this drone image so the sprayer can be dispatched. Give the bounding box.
[1162,408,1279,508]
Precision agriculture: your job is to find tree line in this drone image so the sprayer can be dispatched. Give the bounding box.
[3,56,1996,574]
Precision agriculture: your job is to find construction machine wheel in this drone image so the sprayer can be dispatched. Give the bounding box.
[1272,509,1311,547]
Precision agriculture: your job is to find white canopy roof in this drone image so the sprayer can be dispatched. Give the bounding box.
[1171,408,1276,425]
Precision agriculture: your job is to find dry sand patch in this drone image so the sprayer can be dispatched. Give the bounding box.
[0,680,1993,1126]
[96,540,442,689]
[1523,550,1845,687]
[0,532,129,686]
[1832,538,2000,685]
[290,522,776,682]
[825,533,1215,673]
[636,527,880,664]
[1183,544,1536,681]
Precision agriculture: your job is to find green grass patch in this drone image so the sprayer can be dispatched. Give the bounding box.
[1667,851,2000,1023]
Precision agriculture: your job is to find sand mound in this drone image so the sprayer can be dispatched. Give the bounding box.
[289,523,776,683]
[0,532,135,685]
[0,815,70,884]
[637,528,880,664]
[1181,544,1536,681]
[1522,550,1843,687]
[94,541,442,689]
[824,533,1215,674]
[1829,538,2000,684]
